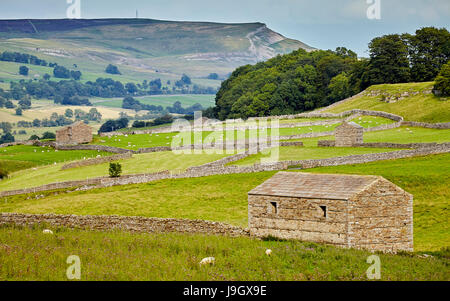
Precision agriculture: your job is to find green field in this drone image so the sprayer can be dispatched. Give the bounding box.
[0,225,447,281]
[1,153,448,252]
[91,125,342,150]
[322,82,450,123]
[0,145,111,173]
[0,150,232,191]
[232,146,402,166]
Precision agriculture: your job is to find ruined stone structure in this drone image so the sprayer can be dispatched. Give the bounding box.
[248,172,413,252]
[56,121,93,145]
[335,122,364,147]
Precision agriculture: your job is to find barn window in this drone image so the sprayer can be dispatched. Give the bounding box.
[320,206,327,218]
[270,202,278,214]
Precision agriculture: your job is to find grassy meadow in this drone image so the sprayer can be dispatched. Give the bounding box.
[0,150,233,191]
[1,153,448,252]
[323,82,450,123]
[0,145,111,173]
[0,225,448,281]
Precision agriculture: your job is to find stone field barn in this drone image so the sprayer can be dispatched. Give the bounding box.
[335,121,364,147]
[248,172,413,252]
[56,121,93,145]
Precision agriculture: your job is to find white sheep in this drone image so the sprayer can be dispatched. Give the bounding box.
[265,249,272,256]
[42,229,54,235]
[199,257,215,266]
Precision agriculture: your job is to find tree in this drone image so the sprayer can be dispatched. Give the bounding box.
[181,74,192,85]
[434,61,450,96]
[19,66,29,76]
[125,83,138,94]
[5,100,14,109]
[41,131,56,140]
[0,122,12,133]
[328,72,351,103]
[43,73,51,80]
[207,73,219,80]
[70,70,82,80]
[29,134,40,140]
[406,27,450,82]
[65,108,74,118]
[0,132,14,144]
[15,107,23,116]
[19,98,31,109]
[53,65,71,78]
[367,34,411,84]
[105,64,121,75]
[109,162,122,178]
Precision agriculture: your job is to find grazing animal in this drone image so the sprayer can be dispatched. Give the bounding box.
[265,249,272,256]
[42,229,54,235]
[199,257,215,265]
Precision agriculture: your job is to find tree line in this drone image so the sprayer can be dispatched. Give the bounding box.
[209,27,449,120]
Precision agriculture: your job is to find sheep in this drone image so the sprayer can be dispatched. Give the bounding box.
[265,249,272,256]
[42,229,54,235]
[199,257,215,266]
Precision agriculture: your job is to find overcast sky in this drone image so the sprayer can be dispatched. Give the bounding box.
[0,0,449,56]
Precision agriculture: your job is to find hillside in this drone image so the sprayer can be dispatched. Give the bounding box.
[0,18,314,80]
[320,82,450,123]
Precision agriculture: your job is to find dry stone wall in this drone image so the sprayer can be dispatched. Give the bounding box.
[61,153,133,170]
[0,213,249,237]
[1,143,448,198]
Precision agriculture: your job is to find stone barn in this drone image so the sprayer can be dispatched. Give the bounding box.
[335,121,364,147]
[248,172,413,252]
[56,121,93,145]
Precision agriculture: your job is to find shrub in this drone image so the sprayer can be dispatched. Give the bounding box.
[29,134,40,140]
[109,162,122,178]
[105,64,121,75]
[41,131,56,140]
[434,61,450,96]
[19,66,29,76]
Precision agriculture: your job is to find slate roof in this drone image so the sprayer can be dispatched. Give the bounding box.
[248,172,380,200]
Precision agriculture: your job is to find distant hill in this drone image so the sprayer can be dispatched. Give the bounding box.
[0,18,314,80]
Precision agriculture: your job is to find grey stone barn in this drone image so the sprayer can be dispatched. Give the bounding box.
[56,121,93,145]
[248,172,413,252]
[335,121,364,147]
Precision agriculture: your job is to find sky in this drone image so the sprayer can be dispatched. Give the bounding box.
[0,0,449,57]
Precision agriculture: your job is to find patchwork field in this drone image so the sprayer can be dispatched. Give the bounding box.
[0,150,232,191]
[94,94,216,109]
[1,153,448,252]
[0,225,448,281]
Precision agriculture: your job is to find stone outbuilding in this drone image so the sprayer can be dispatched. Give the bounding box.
[56,121,93,145]
[335,121,364,147]
[248,172,413,252]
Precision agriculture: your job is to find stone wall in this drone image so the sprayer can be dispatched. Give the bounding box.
[401,121,450,129]
[61,153,133,170]
[56,144,134,154]
[348,178,413,252]
[318,140,443,149]
[0,213,249,237]
[1,143,448,198]
[248,195,348,247]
